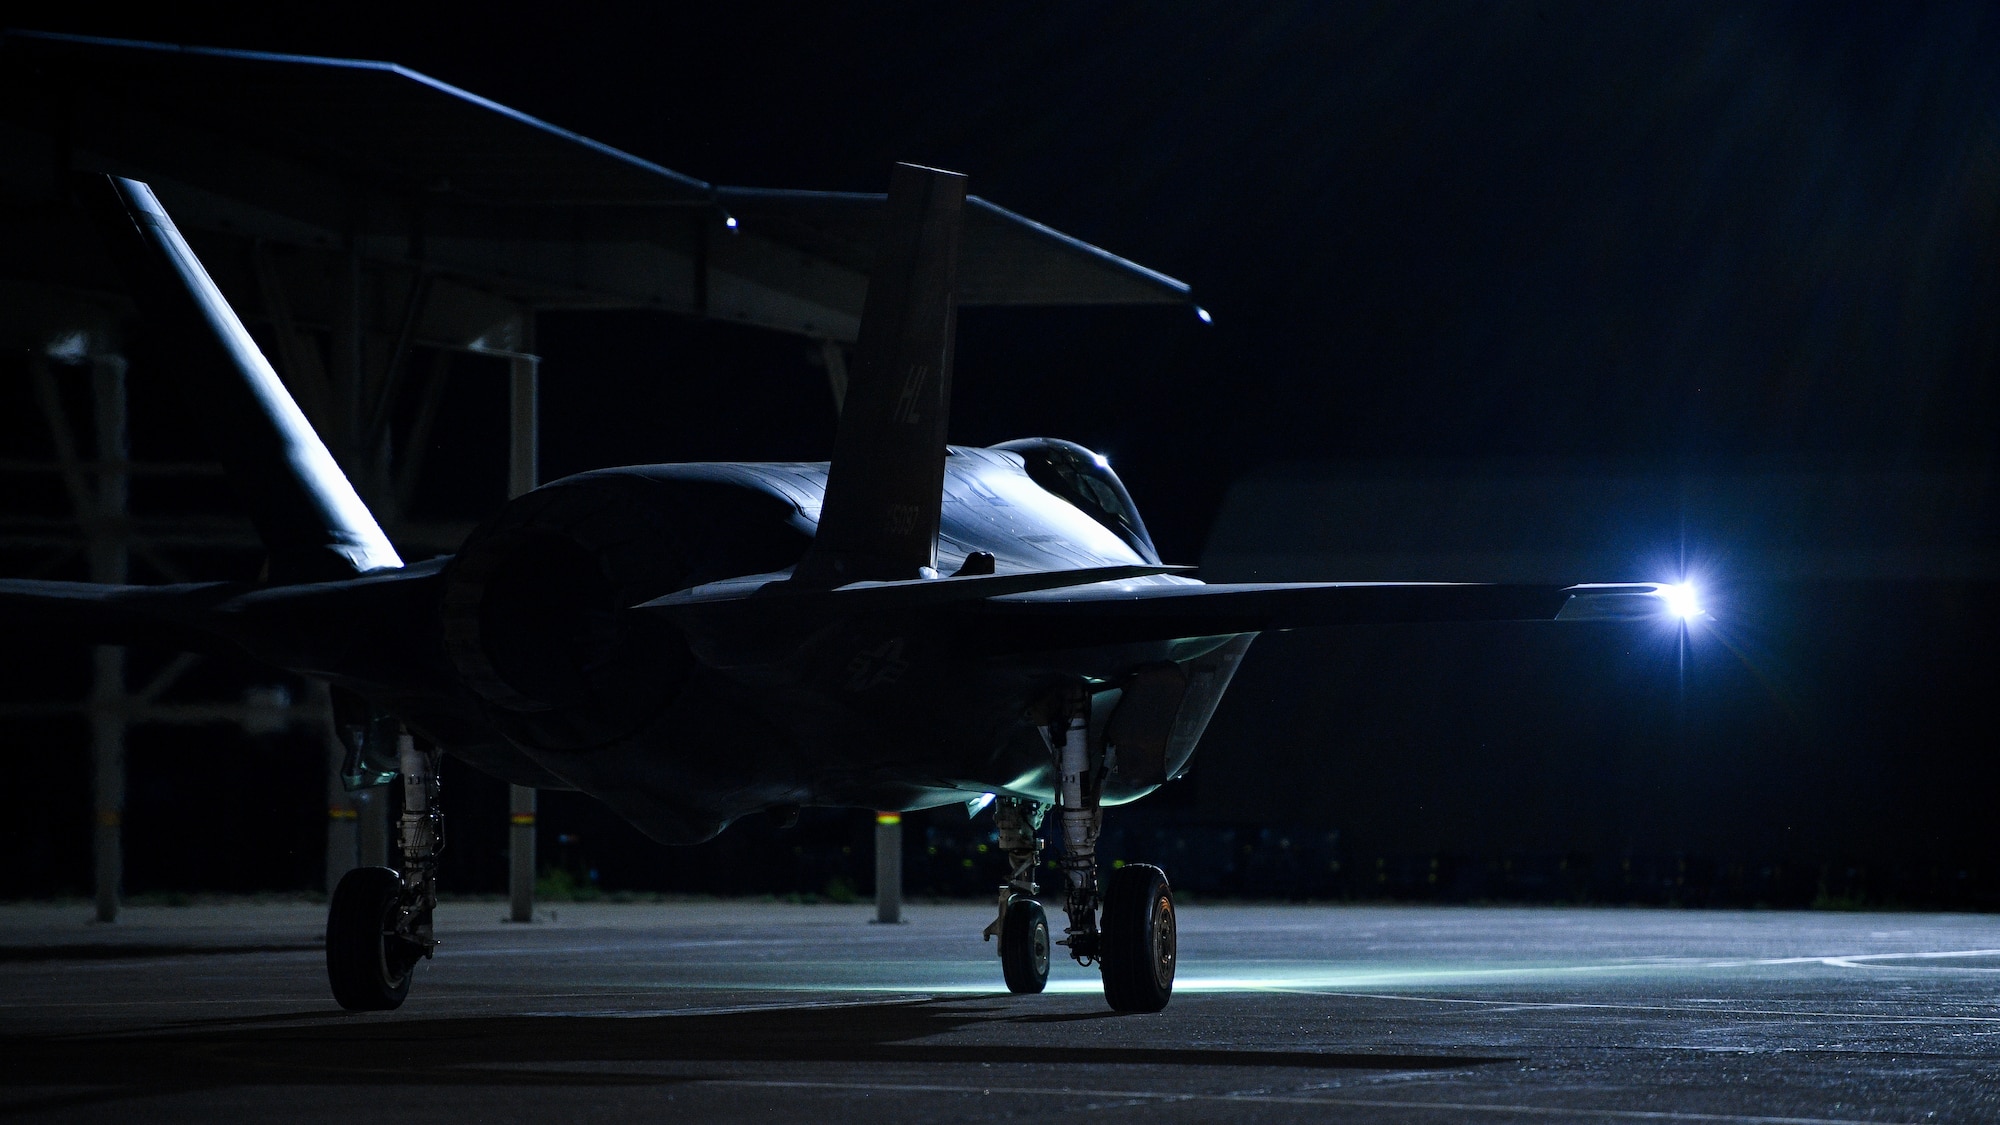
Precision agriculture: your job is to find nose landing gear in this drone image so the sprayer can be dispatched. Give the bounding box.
[327,731,444,1011]
[983,797,1050,993]
[998,896,1051,993]
[982,685,1180,1011]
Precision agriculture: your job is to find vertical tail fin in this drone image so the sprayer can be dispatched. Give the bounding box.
[77,174,402,582]
[791,163,965,587]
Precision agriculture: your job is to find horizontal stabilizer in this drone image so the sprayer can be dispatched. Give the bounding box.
[0,578,237,652]
[0,565,448,684]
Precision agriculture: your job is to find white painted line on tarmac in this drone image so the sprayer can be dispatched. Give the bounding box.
[697,1077,1918,1124]
[1704,948,2000,969]
[1277,989,2000,1025]
[511,995,936,1019]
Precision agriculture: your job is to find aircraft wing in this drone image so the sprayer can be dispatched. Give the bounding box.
[641,571,1676,647]
[945,580,1676,648]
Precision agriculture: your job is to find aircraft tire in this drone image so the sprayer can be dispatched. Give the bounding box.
[1100,864,1176,1012]
[326,866,416,1011]
[999,897,1051,994]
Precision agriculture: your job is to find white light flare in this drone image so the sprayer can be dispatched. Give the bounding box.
[1657,582,1704,620]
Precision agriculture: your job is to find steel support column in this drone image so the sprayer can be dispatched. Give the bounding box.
[87,356,128,924]
[508,785,536,921]
[507,321,540,923]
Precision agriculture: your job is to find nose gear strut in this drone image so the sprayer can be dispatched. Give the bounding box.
[982,797,1046,941]
[983,796,1051,993]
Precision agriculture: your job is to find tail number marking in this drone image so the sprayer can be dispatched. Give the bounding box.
[846,638,910,691]
[891,363,930,424]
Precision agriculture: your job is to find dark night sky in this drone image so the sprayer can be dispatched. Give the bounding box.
[7,3,1999,902]
[24,2,2000,560]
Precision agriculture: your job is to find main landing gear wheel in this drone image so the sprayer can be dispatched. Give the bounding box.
[1100,864,1176,1012]
[999,897,1051,994]
[327,866,421,1011]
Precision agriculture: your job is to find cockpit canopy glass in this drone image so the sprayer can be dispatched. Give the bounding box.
[993,438,1162,564]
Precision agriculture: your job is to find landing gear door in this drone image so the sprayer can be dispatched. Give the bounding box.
[332,686,400,791]
[1105,663,1189,789]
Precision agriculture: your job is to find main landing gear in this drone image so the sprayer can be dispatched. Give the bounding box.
[327,732,443,1011]
[982,688,1178,1012]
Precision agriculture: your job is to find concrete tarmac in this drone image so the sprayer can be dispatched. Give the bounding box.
[1,899,1997,1123]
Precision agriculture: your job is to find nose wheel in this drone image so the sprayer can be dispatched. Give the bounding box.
[999,896,1051,993]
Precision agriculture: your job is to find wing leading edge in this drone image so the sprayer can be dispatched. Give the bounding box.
[639,574,1673,651]
[947,579,1678,647]
[957,580,1579,648]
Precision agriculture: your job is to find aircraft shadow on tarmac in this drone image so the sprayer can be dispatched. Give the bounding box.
[0,998,1513,1111]
[0,943,322,963]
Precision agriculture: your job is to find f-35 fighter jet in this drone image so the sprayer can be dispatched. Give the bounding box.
[1,165,1676,1013]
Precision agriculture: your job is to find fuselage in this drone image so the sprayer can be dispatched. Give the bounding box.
[320,441,1253,845]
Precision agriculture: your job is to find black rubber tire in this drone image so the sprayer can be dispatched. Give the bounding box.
[326,866,418,1011]
[1100,863,1176,1012]
[999,897,1051,994]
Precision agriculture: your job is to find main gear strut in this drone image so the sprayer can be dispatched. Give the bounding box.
[1052,686,1105,964]
[326,729,444,1011]
[393,732,444,956]
[982,797,1046,941]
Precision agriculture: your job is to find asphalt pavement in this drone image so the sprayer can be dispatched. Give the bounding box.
[1,899,1996,1122]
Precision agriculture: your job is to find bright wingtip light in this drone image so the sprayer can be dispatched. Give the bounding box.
[1195,305,1213,324]
[1658,583,1704,620]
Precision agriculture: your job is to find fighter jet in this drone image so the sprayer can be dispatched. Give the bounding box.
[1,165,1679,1013]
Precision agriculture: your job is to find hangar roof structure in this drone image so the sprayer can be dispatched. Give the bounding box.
[0,28,1191,353]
